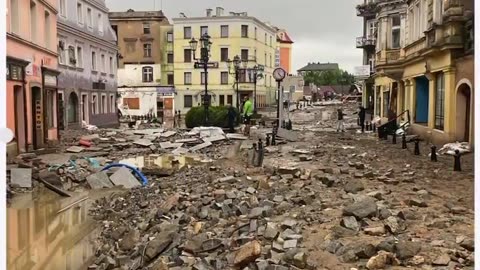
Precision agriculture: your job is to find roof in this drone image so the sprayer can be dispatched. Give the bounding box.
[298,63,339,72]
[109,10,166,20]
[277,31,294,44]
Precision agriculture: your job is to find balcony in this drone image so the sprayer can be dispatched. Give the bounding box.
[356,2,377,17]
[375,49,402,66]
[356,36,376,48]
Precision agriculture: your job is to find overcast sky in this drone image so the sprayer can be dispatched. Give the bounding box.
[105,0,364,73]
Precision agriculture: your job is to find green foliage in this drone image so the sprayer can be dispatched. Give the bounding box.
[185,106,240,128]
[303,69,355,86]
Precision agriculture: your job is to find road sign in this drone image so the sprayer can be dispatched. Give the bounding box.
[354,65,371,78]
[194,62,219,69]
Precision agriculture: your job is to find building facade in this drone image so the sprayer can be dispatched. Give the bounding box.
[281,75,305,102]
[275,28,294,74]
[57,0,119,129]
[6,0,60,157]
[109,10,175,122]
[355,0,379,111]
[172,8,278,113]
[371,0,474,145]
[297,62,339,76]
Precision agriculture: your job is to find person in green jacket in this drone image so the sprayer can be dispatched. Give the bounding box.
[242,96,254,136]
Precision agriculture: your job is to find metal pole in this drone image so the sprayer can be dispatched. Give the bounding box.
[276,80,281,127]
[204,53,208,126]
[253,73,257,114]
[236,70,240,110]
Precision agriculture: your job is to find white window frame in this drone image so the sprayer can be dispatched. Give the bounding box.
[220,25,229,38]
[77,1,83,25]
[142,66,154,82]
[58,39,66,65]
[167,32,173,42]
[144,43,152,58]
[391,15,401,49]
[367,19,376,39]
[59,0,66,17]
[101,94,107,114]
[87,7,93,28]
[76,44,83,68]
[91,49,97,71]
[110,94,115,113]
[433,0,444,24]
[92,94,98,115]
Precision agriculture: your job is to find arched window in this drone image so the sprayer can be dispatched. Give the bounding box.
[142,66,153,82]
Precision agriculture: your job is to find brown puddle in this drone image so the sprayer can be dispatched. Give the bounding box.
[7,189,118,270]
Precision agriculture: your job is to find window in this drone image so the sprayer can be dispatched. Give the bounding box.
[142,66,153,82]
[241,25,248,37]
[101,95,107,114]
[98,13,103,33]
[184,49,192,63]
[92,94,98,115]
[167,32,173,42]
[227,95,233,105]
[238,69,247,83]
[241,49,248,61]
[264,53,267,66]
[184,72,192,85]
[100,54,105,72]
[184,27,192,39]
[270,36,272,46]
[58,40,66,64]
[44,11,51,48]
[143,23,150,34]
[59,0,66,17]
[221,25,229,38]
[110,95,115,113]
[68,45,76,66]
[184,95,193,108]
[87,7,92,27]
[10,0,19,33]
[221,72,228,85]
[367,20,376,38]
[221,48,228,62]
[382,91,390,118]
[76,46,83,67]
[46,90,55,128]
[167,74,174,85]
[167,53,174,63]
[200,26,208,36]
[254,27,257,40]
[77,2,83,24]
[265,33,267,44]
[433,0,444,24]
[144,44,152,57]
[201,72,206,85]
[91,51,96,70]
[368,55,375,73]
[109,56,113,73]
[435,72,445,130]
[376,87,381,116]
[219,95,225,106]
[391,15,401,49]
[30,1,37,42]
[270,54,272,67]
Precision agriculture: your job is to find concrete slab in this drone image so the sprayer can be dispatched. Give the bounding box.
[160,142,184,149]
[133,139,153,147]
[189,141,213,152]
[81,134,100,141]
[172,147,189,156]
[86,172,114,189]
[175,138,199,143]
[109,167,142,188]
[134,129,164,136]
[203,135,226,143]
[226,134,248,140]
[276,128,298,142]
[160,131,177,138]
[10,168,32,188]
[66,146,85,153]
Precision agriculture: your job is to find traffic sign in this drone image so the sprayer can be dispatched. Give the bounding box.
[194,62,219,69]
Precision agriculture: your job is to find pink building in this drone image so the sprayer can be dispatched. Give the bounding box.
[6,0,60,157]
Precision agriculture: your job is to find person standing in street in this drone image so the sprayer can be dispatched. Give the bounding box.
[336,108,346,132]
[177,110,182,128]
[358,105,366,133]
[242,96,254,136]
[227,104,236,133]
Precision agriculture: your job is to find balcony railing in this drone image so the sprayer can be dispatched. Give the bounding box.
[356,36,376,48]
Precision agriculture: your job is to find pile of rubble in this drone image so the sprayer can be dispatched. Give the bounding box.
[89,165,316,270]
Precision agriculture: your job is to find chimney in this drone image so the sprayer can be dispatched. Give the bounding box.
[206,9,212,17]
[216,7,224,16]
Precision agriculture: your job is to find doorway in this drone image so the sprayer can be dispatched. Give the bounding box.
[415,76,429,124]
[67,92,79,124]
[456,83,472,142]
[14,86,26,152]
[81,94,88,124]
[31,86,43,149]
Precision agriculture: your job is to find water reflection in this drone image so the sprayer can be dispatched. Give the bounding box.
[7,191,98,270]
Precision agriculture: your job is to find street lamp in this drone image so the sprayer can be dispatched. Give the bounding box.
[227,55,263,112]
[190,34,212,126]
[248,65,264,113]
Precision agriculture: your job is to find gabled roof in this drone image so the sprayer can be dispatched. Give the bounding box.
[277,31,294,44]
[298,63,339,72]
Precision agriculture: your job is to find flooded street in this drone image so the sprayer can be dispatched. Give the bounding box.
[7,189,120,270]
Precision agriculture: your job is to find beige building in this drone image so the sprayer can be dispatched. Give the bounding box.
[172,8,278,113]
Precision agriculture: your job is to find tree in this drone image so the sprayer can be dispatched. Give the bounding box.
[303,69,355,86]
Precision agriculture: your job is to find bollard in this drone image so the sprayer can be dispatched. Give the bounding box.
[266,134,271,146]
[414,139,420,155]
[372,123,376,132]
[431,145,437,162]
[287,120,292,130]
[392,132,397,144]
[251,143,257,166]
[257,139,264,167]
[271,131,277,146]
[366,122,370,131]
[402,133,407,149]
[454,150,462,171]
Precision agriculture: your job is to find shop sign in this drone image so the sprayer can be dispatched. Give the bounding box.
[44,74,57,87]
[7,64,23,81]
[35,100,42,129]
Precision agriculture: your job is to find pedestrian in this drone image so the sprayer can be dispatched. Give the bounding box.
[358,105,366,133]
[177,110,182,128]
[242,95,254,136]
[227,104,236,133]
[336,108,346,132]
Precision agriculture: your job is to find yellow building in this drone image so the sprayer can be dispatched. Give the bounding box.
[373,0,474,146]
[172,7,278,113]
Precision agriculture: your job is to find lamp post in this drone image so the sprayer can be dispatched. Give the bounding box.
[189,34,212,126]
[227,56,264,112]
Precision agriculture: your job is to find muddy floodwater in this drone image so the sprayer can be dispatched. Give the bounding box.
[7,189,120,270]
